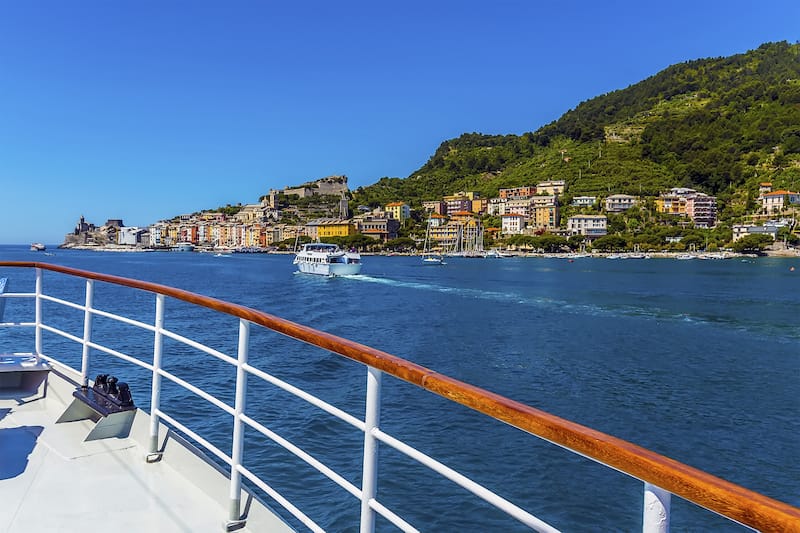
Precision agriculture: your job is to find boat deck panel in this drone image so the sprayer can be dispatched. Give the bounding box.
[0,370,294,533]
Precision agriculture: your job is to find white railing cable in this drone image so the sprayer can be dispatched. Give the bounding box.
[153,409,233,466]
[239,412,362,499]
[39,323,85,345]
[243,362,365,431]
[38,293,87,311]
[372,427,561,533]
[155,368,235,416]
[236,464,325,533]
[85,340,154,371]
[0,321,36,327]
[88,306,157,333]
[160,327,238,366]
[367,499,419,533]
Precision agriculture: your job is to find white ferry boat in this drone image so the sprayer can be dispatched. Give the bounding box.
[293,242,361,276]
[1,262,798,532]
[30,242,46,251]
[172,242,195,252]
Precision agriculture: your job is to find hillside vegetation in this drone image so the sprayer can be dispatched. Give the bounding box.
[352,41,800,221]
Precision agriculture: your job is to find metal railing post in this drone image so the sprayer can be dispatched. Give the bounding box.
[360,367,382,533]
[80,279,94,387]
[227,318,250,530]
[34,268,43,361]
[643,482,671,533]
[147,294,165,461]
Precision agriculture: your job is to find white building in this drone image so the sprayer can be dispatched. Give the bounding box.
[148,222,169,247]
[117,226,143,246]
[567,215,607,238]
[732,224,779,242]
[571,196,597,207]
[501,214,527,235]
[487,197,508,216]
[605,194,638,212]
[505,198,533,217]
[759,190,800,213]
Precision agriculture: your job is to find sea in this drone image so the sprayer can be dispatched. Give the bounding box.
[1,245,798,532]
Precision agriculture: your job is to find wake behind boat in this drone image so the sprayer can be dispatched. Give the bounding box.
[293,242,361,276]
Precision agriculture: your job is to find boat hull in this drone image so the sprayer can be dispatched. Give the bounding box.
[295,261,361,276]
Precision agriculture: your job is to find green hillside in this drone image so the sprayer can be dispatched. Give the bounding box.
[352,41,800,220]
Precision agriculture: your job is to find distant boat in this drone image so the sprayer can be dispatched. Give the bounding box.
[485,248,512,258]
[30,243,46,252]
[172,242,195,252]
[422,255,446,265]
[293,243,361,276]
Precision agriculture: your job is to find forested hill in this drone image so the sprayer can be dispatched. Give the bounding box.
[352,41,800,215]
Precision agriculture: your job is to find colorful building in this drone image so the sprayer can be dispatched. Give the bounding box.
[385,202,411,221]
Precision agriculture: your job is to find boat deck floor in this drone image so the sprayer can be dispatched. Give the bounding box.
[0,366,293,532]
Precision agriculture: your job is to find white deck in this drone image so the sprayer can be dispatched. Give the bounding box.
[0,366,294,533]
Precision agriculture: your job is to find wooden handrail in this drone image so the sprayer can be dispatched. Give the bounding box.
[2,261,799,531]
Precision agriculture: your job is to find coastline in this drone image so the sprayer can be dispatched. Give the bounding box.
[52,242,800,260]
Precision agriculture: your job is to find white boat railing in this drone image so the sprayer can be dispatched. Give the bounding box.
[0,262,798,533]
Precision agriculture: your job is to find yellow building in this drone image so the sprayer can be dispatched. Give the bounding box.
[655,196,687,216]
[449,211,476,224]
[531,205,559,230]
[166,225,179,245]
[443,191,477,201]
[385,202,411,221]
[308,218,357,238]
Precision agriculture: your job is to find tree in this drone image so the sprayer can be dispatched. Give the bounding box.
[385,237,415,251]
[567,235,586,250]
[731,233,773,253]
[534,235,569,253]
[592,234,627,252]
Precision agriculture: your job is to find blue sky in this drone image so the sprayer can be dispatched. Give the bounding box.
[1,1,798,245]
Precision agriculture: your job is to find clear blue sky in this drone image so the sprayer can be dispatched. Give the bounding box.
[1,1,798,244]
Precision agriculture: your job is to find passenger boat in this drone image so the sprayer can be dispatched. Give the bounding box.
[293,242,361,276]
[30,242,46,251]
[1,261,798,532]
[172,242,195,252]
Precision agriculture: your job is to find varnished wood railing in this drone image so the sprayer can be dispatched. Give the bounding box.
[2,261,799,531]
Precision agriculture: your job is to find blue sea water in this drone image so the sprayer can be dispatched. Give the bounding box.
[1,246,798,531]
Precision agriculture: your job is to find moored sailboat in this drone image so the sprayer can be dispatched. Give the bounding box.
[421,217,445,265]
